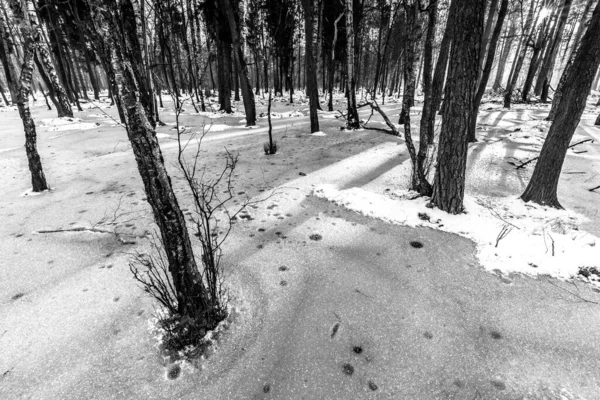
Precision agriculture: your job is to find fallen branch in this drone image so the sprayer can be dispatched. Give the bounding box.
[34,227,113,234]
[358,100,400,136]
[588,185,600,192]
[545,279,599,305]
[514,139,594,169]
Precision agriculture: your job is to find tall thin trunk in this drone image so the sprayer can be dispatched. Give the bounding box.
[469,0,510,142]
[493,18,517,90]
[536,0,573,102]
[221,0,256,125]
[302,0,320,132]
[419,0,438,146]
[478,0,500,84]
[345,0,359,129]
[12,0,49,192]
[423,0,455,143]
[503,0,540,108]
[521,11,553,102]
[0,10,19,104]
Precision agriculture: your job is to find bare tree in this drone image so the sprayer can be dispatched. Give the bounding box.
[11,0,49,192]
[345,0,360,129]
[431,0,485,214]
[302,0,320,133]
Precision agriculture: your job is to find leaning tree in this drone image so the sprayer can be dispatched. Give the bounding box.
[11,0,49,192]
[521,0,600,208]
[87,0,223,331]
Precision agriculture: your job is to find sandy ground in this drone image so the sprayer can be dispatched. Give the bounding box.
[1,93,600,399]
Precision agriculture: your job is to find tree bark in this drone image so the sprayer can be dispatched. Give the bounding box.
[345,0,360,129]
[32,8,73,118]
[221,0,256,125]
[536,0,573,103]
[11,0,49,192]
[432,0,485,214]
[503,0,540,108]
[419,0,438,146]
[493,17,516,90]
[521,12,554,102]
[469,0,509,143]
[521,0,600,208]
[101,0,214,324]
[302,0,320,133]
[0,10,19,104]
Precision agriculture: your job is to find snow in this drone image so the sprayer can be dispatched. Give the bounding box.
[315,180,599,282]
[310,131,326,136]
[41,117,101,132]
[2,91,600,398]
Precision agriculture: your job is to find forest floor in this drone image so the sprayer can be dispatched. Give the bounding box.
[1,91,600,399]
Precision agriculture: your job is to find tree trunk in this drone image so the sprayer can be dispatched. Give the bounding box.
[419,0,438,146]
[33,52,60,113]
[503,0,540,109]
[0,80,9,105]
[345,0,360,129]
[12,0,49,192]
[469,0,509,143]
[521,1,600,208]
[103,0,214,324]
[423,0,455,143]
[432,0,484,214]
[221,0,256,125]
[536,0,573,103]
[0,5,19,104]
[478,0,500,82]
[565,0,594,63]
[521,13,553,102]
[302,0,320,133]
[493,18,516,90]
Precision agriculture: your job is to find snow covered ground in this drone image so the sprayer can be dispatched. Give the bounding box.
[314,103,600,283]
[1,92,600,399]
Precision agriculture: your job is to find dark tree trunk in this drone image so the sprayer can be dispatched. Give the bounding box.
[521,12,553,102]
[0,81,9,105]
[216,39,233,113]
[503,0,539,108]
[536,0,573,103]
[432,0,485,214]
[102,0,215,325]
[469,0,509,143]
[85,55,100,101]
[419,0,438,146]
[30,6,73,117]
[400,1,430,196]
[221,0,256,125]
[345,0,360,129]
[521,1,600,208]
[0,9,19,104]
[493,18,516,90]
[302,0,320,133]
[33,52,60,113]
[0,37,20,105]
[422,0,454,144]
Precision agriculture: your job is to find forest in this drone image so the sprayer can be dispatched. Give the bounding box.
[1,0,600,398]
